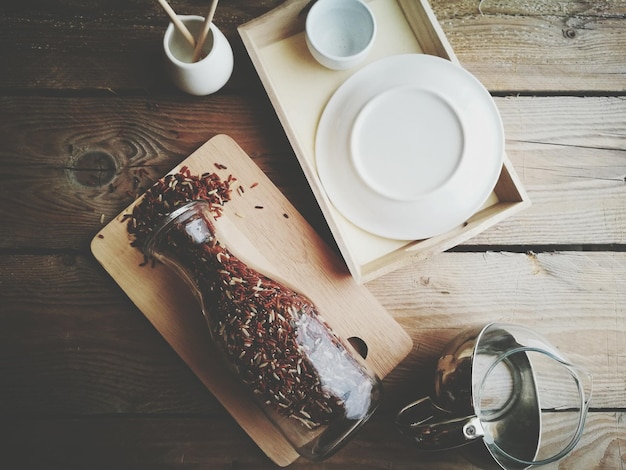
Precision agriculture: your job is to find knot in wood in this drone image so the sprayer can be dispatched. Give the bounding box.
[562,28,577,39]
[70,150,117,187]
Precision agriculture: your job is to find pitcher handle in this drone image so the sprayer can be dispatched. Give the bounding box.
[395,396,484,450]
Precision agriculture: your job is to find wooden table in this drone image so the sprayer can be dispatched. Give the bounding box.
[1,0,624,468]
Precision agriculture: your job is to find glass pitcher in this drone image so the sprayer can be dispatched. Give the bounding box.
[396,323,592,469]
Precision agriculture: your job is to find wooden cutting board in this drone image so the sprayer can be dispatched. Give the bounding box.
[90,134,413,466]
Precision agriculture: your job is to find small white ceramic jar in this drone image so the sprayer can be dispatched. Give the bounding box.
[163,15,234,96]
[305,0,376,70]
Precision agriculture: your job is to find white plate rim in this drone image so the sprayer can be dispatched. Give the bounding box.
[315,53,504,240]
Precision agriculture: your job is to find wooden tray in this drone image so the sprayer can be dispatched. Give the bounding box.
[90,135,413,466]
[239,0,531,283]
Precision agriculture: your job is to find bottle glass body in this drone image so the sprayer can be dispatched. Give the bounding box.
[144,200,382,460]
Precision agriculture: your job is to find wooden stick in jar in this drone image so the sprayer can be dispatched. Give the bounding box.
[192,0,220,62]
[157,0,196,48]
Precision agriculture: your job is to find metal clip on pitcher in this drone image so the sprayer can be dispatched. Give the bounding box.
[395,323,592,469]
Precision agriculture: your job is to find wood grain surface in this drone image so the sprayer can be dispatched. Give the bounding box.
[0,0,624,468]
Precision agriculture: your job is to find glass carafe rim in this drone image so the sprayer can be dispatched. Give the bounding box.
[142,199,213,254]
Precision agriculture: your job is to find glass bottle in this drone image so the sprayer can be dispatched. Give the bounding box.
[143,200,382,460]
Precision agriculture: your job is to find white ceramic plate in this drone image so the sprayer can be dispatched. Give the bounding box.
[315,54,504,240]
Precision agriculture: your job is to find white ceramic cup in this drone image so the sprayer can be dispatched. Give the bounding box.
[163,15,234,96]
[305,0,376,70]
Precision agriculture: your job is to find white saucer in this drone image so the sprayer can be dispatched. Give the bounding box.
[315,54,504,240]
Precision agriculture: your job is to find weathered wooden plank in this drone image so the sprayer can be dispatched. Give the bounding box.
[0,0,624,92]
[0,412,622,469]
[1,251,624,414]
[436,1,626,92]
[0,94,325,251]
[0,252,221,416]
[499,96,626,153]
[1,95,623,249]
[560,410,626,470]
[0,0,278,92]
[472,95,626,245]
